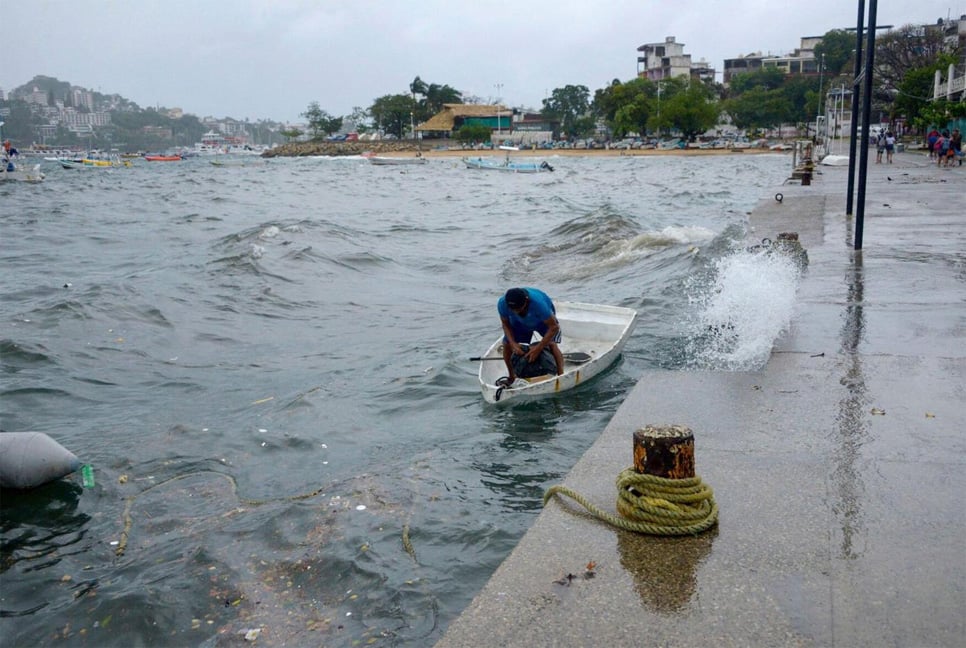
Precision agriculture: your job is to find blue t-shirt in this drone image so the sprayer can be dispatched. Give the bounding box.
[498,287,556,343]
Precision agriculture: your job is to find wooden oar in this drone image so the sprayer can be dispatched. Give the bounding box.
[469,351,592,363]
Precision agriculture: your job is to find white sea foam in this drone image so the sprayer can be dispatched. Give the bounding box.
[688,247,803,370]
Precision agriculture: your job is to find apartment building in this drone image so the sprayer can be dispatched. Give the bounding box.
[722,37,823,86]
[636,36,716,84]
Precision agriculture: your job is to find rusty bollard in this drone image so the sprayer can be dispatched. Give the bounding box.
[633,424,695,479]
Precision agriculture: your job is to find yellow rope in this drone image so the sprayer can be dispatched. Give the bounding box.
[543,467,718,536]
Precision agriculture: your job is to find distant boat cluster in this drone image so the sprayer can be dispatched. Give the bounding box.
[2,129,276,176]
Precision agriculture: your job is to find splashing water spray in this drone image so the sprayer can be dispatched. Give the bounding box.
[686,246,803,371]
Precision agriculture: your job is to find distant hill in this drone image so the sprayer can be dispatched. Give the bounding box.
[11,75,73,101]
[2,75,284,151]
[10,75,146,113]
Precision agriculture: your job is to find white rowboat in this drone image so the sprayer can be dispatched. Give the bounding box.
[367,156,428,166]
[0,163,45,182]
[477,301,638,404]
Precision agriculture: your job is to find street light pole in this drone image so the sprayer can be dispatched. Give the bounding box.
[817,53,825,140]
[494,83,503,135]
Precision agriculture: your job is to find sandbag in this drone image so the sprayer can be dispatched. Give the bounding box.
[511,345,558,378]
[0,432,81,489]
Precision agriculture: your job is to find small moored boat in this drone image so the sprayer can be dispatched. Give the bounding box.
[367,155,428,166]
[477,301,637,404]
[0,163,45,182]
[144,155,182,162]
[463,156,553,173]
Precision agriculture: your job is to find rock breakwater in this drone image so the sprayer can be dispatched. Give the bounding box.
[263,140,426,158]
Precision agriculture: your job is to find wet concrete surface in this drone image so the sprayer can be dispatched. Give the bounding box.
[436,152,965,647]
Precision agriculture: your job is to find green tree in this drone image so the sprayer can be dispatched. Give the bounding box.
[592,79,627,123]
[653,83,719,140]
[918,98,966,132]
[301,102,342,139]
[370,93,415,139]
[409,76,428,99]
[346,106,373,133]
[409,76,462,124]
[895,54,960,131]
[646,76,690,135]
[280,127,303,142]
[727,67,786,96]
[781,75,821,123]
[423,83,461,114]
[542,84,591,138]
[409,76,427,124]
[814,30,856,77]
[455,124,491,144]
[722,87,791,132]
[593,77,654,137]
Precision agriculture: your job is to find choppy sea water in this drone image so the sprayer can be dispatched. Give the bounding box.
[1,153,798,646]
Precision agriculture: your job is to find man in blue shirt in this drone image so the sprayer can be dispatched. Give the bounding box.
[497,287,564,384]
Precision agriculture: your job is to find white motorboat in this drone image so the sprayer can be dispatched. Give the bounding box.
[476,301,638,404]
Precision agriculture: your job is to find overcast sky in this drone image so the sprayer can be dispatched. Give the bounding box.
[5,1,964,123]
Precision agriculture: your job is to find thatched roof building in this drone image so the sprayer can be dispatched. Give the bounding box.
[416,104,509,134]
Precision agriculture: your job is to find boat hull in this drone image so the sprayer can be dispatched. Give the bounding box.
[820,154,850,166]
[0,164,45,182]
[477,301,637,404]
[368,156,428,165]
[463,157,552,173]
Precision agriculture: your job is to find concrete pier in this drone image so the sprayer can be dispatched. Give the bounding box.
[437,152,965,647]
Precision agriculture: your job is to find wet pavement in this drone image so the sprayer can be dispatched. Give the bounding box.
[436,151,965,647]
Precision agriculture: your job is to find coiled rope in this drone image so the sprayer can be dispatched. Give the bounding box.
[543,467,718,536]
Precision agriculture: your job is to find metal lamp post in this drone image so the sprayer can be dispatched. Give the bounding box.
[494,83,503,135]
[817,53,825,139]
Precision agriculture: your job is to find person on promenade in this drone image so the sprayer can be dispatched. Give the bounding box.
[885,131,896,164]
[950,129,962,167]
[935,131,949,167]
[497,287,565,386]
[926,128,940,159]
[875,130,886,163]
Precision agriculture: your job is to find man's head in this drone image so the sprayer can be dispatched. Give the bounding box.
[505,287,529,314]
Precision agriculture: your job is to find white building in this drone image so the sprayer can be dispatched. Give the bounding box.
[637,36,716,84]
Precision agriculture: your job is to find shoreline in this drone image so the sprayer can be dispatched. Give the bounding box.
[263,141,787,159]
